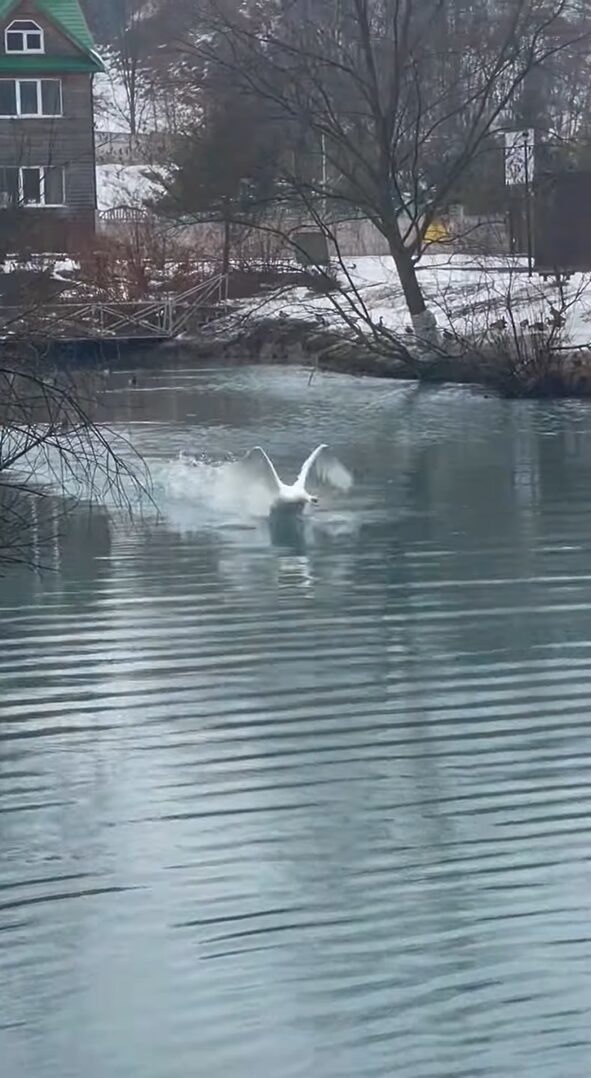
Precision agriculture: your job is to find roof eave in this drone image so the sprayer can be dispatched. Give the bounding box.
[89,49,105,73]
[0,55,104,72]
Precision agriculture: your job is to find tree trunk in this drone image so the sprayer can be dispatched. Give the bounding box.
[386,232,425,315]
[221,212,231,277]
[386,231,438,343]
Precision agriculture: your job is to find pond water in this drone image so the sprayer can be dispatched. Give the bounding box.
[3,366,591,1078]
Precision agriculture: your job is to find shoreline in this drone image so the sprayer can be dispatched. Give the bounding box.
[155,319,591,400]
[4,314,591,399]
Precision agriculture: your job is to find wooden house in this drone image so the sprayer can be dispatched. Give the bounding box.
[0,0,103,254]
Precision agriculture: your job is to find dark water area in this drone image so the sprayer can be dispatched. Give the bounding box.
[3,366,591,1077]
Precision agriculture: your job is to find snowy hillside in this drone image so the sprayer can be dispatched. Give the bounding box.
[95,164,159,211]
[242,254,591,347]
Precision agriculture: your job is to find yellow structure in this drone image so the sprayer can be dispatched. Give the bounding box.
[424,219,449,243]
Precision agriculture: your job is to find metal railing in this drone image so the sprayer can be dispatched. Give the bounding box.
[97,206,152,223]
[0,273,229,341]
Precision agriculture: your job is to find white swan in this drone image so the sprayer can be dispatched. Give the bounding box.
[238,444,352,511]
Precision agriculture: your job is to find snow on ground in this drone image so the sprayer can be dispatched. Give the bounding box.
[2,246,590,350]
[1,256,78,274]
[242,253,591,347]
[96,164,159,211]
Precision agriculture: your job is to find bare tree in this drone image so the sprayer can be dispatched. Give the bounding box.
[169,0,588,337]
[94,0,161,135]
[0,353,150,571]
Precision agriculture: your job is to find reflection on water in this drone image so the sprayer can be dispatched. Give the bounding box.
[3,367,591,1077]
[268,506,308,550]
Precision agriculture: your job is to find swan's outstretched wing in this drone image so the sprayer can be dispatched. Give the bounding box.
[297,444,352,492]
[234,446,282,496]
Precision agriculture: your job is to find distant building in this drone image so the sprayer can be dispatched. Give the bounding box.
[0,0,104,254]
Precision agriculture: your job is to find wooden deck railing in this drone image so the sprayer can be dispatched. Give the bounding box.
[0,274,228,341]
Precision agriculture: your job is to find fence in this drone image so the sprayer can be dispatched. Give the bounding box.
[0,274,228,341]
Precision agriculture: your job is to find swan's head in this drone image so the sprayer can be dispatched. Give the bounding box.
[309,494,319,505]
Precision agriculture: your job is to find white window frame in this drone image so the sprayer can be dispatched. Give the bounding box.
[0,166,66,207]
[4,19,45,54]
[0,78,62,118]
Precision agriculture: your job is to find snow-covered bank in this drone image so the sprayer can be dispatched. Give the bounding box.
[201,253,591,398]
[235,253,591,347]
[167,252,591,401]
[4,251,591,397]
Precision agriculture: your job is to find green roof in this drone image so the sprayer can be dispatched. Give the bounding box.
[0,53,101,71]
[0,0,104,69]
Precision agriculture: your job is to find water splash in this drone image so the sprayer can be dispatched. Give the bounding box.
[151,453,276,530]
[150,453,360,549]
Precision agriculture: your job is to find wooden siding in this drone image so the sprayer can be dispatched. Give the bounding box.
[0,74,96,209]
[0,2,97,218]
[0,206,94,252]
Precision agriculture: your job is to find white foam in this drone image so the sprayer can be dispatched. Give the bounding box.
[150,453,275,532]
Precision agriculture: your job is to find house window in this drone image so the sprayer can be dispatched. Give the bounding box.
[21,166,41,203]
[44,166,65,204]
[0,79,62,117]
[0,166,18,207]
[5,20,44,54]
[0,166,65,207]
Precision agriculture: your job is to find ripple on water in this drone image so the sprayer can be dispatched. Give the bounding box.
[2,369,591,1078]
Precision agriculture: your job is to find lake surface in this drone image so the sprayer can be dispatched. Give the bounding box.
[3,366,591,1078]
